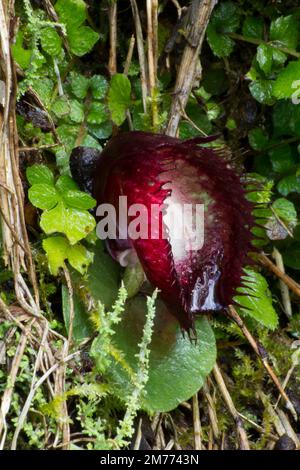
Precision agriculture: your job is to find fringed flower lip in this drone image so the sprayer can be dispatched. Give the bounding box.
[92,131,255,333]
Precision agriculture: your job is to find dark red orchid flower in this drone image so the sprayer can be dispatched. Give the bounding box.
[91,131,254,333]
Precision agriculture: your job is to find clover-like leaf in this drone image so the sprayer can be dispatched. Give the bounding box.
[41,201,96,244]
[43,235,94,275]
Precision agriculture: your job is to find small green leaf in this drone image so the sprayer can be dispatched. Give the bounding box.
[206,25,235,58]
[270,15,299,50]
[12,31,32,69]
[272,101,300,138]
[81,134,102,150]
[40,202,95,244]
[256,44,273,75]
[43,236,69,275]
[87,102,108,125]
[63,190,96,210]
[249,80,274,105]
[104,296,216,412]
[33,78,54,108]
[179,101,212,139]
[56,124,81,152]
[26,164,54,186]
[40,201,66,236]
[277,175,300,196]
[248,128,269,150]
[62,285,93,343]
[52,97,70,118]
[90,75,109,100]
[69,72,90,99]
[108,73,132,126]
[269,145,294,173]
[209,1,241,32]
[242,17,264,39]
[56,175,78,193]
[70,100,85,123]
[40,26,62,57]
[68,26,99,57]
[89,121,113,140]
[272,198,297,228]
[65,207,96,244]
[206,1,240,58]
[43,236,93,275]
[234,268,278,330]
[55,0,87,29]
[273,60,300,99]
[28,184,59,210]
[68,243,94,274]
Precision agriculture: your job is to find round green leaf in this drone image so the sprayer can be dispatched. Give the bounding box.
[63,190,96,210]
[70,100,85,123]
[249,79,274,105]
[28,184,59,210]
[270,15,299,50]
[69,72,90,99]
[90,75,109,100]
[87,102,108,125]
[108,73,132,126]
[273,60,300,99]
[40,26,62,57]
[26,164,54,186]
[56,175,78,193]
[106,296,216,412]
[68,26,99,57]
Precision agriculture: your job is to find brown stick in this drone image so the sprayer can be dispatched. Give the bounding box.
[213,364,250,450]
[108,1,117,76]
[227,305,297,420]
[130,0,148,112]
[259,253,300,299]
[165,0,217,137]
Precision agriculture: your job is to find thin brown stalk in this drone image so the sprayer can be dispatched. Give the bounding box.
[130,0,148,112]
[272,248,292,318]
[108,1,118,76]
[192,393,203,450]
[227,305,297,420]
[259,253,300,298]
[124,35,136,76]
[213,364,250,450]
[165,0,217,137]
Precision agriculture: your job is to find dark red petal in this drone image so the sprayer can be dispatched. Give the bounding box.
[93,131,254,332]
